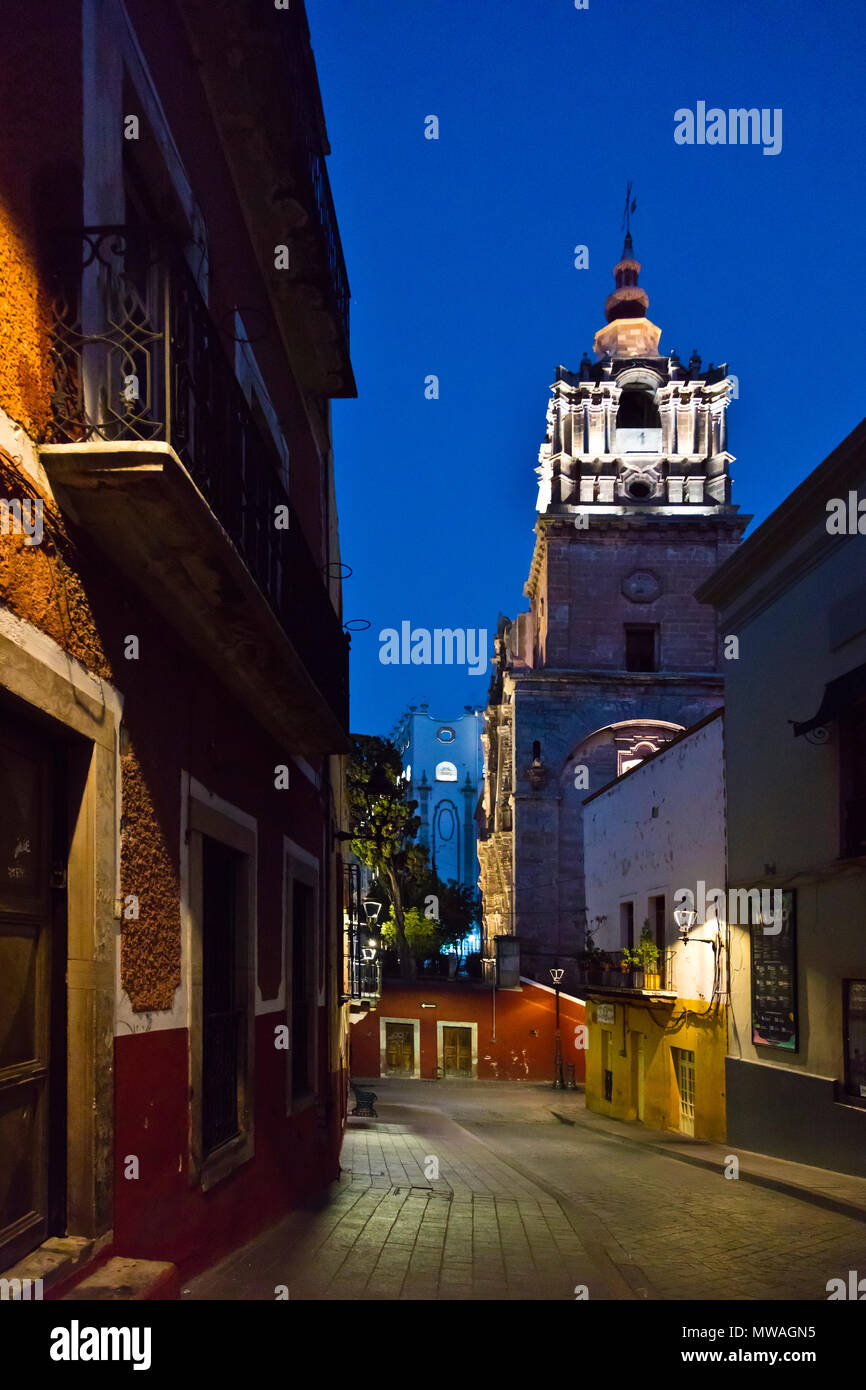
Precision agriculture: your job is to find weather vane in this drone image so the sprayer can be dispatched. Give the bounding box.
[622,181,637,237]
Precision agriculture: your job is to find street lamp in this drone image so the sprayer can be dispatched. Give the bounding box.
[550,966,565,1089]
[359,899,383,997]
[363,898,382,949]
[481,957,497,1042]
[674,907,697,943]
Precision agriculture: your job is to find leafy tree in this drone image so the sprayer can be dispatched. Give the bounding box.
[381,906,438,958]
[347,734,428,978]
[428,880,479,954]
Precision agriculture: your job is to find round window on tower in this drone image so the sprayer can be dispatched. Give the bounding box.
[437,727,456,743]
[628,479,652,499]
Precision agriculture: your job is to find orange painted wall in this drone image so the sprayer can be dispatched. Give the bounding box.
[350,978,586,1083]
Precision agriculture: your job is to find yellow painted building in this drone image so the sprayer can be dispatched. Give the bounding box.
[581,711,729,1144]
[584,993,727,1142]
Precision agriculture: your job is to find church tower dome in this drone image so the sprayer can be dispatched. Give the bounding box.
[594,232,662,360]
[604,233,648,321]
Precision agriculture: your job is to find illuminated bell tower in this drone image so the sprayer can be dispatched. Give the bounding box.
[479,228,747,987]
[535,232,736,516]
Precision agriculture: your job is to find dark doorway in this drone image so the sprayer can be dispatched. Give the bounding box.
[0,707,68,1267]
[201,835,243,1155]
[291,880,315,1099]
[651,894,666,958]
[620,901,635,951]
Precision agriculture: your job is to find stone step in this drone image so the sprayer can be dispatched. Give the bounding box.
[62,1257,179,1301]
[0,1236,98,1300]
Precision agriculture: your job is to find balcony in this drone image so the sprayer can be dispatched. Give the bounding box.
[175,0,354,397]
[39,227,348,753]
[575,948,677,999]
[279,12,350,357]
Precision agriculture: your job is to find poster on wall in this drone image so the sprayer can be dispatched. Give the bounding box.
[750,889,798,1050]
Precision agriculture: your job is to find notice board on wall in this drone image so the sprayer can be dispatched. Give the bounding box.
[750,889,798,1051]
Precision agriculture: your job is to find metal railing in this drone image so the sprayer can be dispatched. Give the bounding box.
[575,946,676,992]
[44,226,348,731]
[280,11,350,349]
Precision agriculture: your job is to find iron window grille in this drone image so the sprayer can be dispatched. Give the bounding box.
[43,225,348,730]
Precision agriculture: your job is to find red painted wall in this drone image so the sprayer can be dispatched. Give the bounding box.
[350,979,585,1084]
[114,1024,345,1278]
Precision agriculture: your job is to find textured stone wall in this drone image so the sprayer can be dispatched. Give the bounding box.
[0,0,83,437]
[0,451,111,675]
[506,673,725,983]
[481,504,744,983]
[537,517,743,672]
[0,206,54,439]
[0,444,326,1012]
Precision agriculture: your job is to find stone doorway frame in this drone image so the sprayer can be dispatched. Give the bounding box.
[378,1016,420,1078]
[0,611,121,1260]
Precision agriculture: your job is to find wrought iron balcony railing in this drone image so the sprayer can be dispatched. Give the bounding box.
[280,12,350,351]
[576,947,676,993]
[44,226,348,732]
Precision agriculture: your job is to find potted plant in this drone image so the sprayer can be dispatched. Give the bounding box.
[578,930,605,985]
[617,948,635,987]
[629,921,661,989]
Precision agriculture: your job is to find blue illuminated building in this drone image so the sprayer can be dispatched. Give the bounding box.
[392,704,484,894]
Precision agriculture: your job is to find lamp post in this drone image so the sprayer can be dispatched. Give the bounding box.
[550,966,565,1089]
[481,956,497,1041]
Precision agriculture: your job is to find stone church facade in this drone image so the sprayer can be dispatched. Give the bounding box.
[392,703,484,892]
[478,233,748,989]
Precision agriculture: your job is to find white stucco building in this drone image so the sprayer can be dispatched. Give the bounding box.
[581,711,729,1140]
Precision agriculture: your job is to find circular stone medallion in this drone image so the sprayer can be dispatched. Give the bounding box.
[622,570,662,603]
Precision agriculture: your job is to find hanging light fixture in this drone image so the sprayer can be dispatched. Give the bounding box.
[674,907,698,942]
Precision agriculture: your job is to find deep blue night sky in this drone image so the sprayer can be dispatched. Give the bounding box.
[307,0,866,737]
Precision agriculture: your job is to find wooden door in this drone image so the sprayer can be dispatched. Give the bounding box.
[676,1048,696,1136]
[0,717,64,1268]
[385,1023,414,1075]
[442,1026,472,1077]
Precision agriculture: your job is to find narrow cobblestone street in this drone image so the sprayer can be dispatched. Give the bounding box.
[183,1081,866,1301]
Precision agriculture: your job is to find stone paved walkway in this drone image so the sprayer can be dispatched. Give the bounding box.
[182,1081,866,1301]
